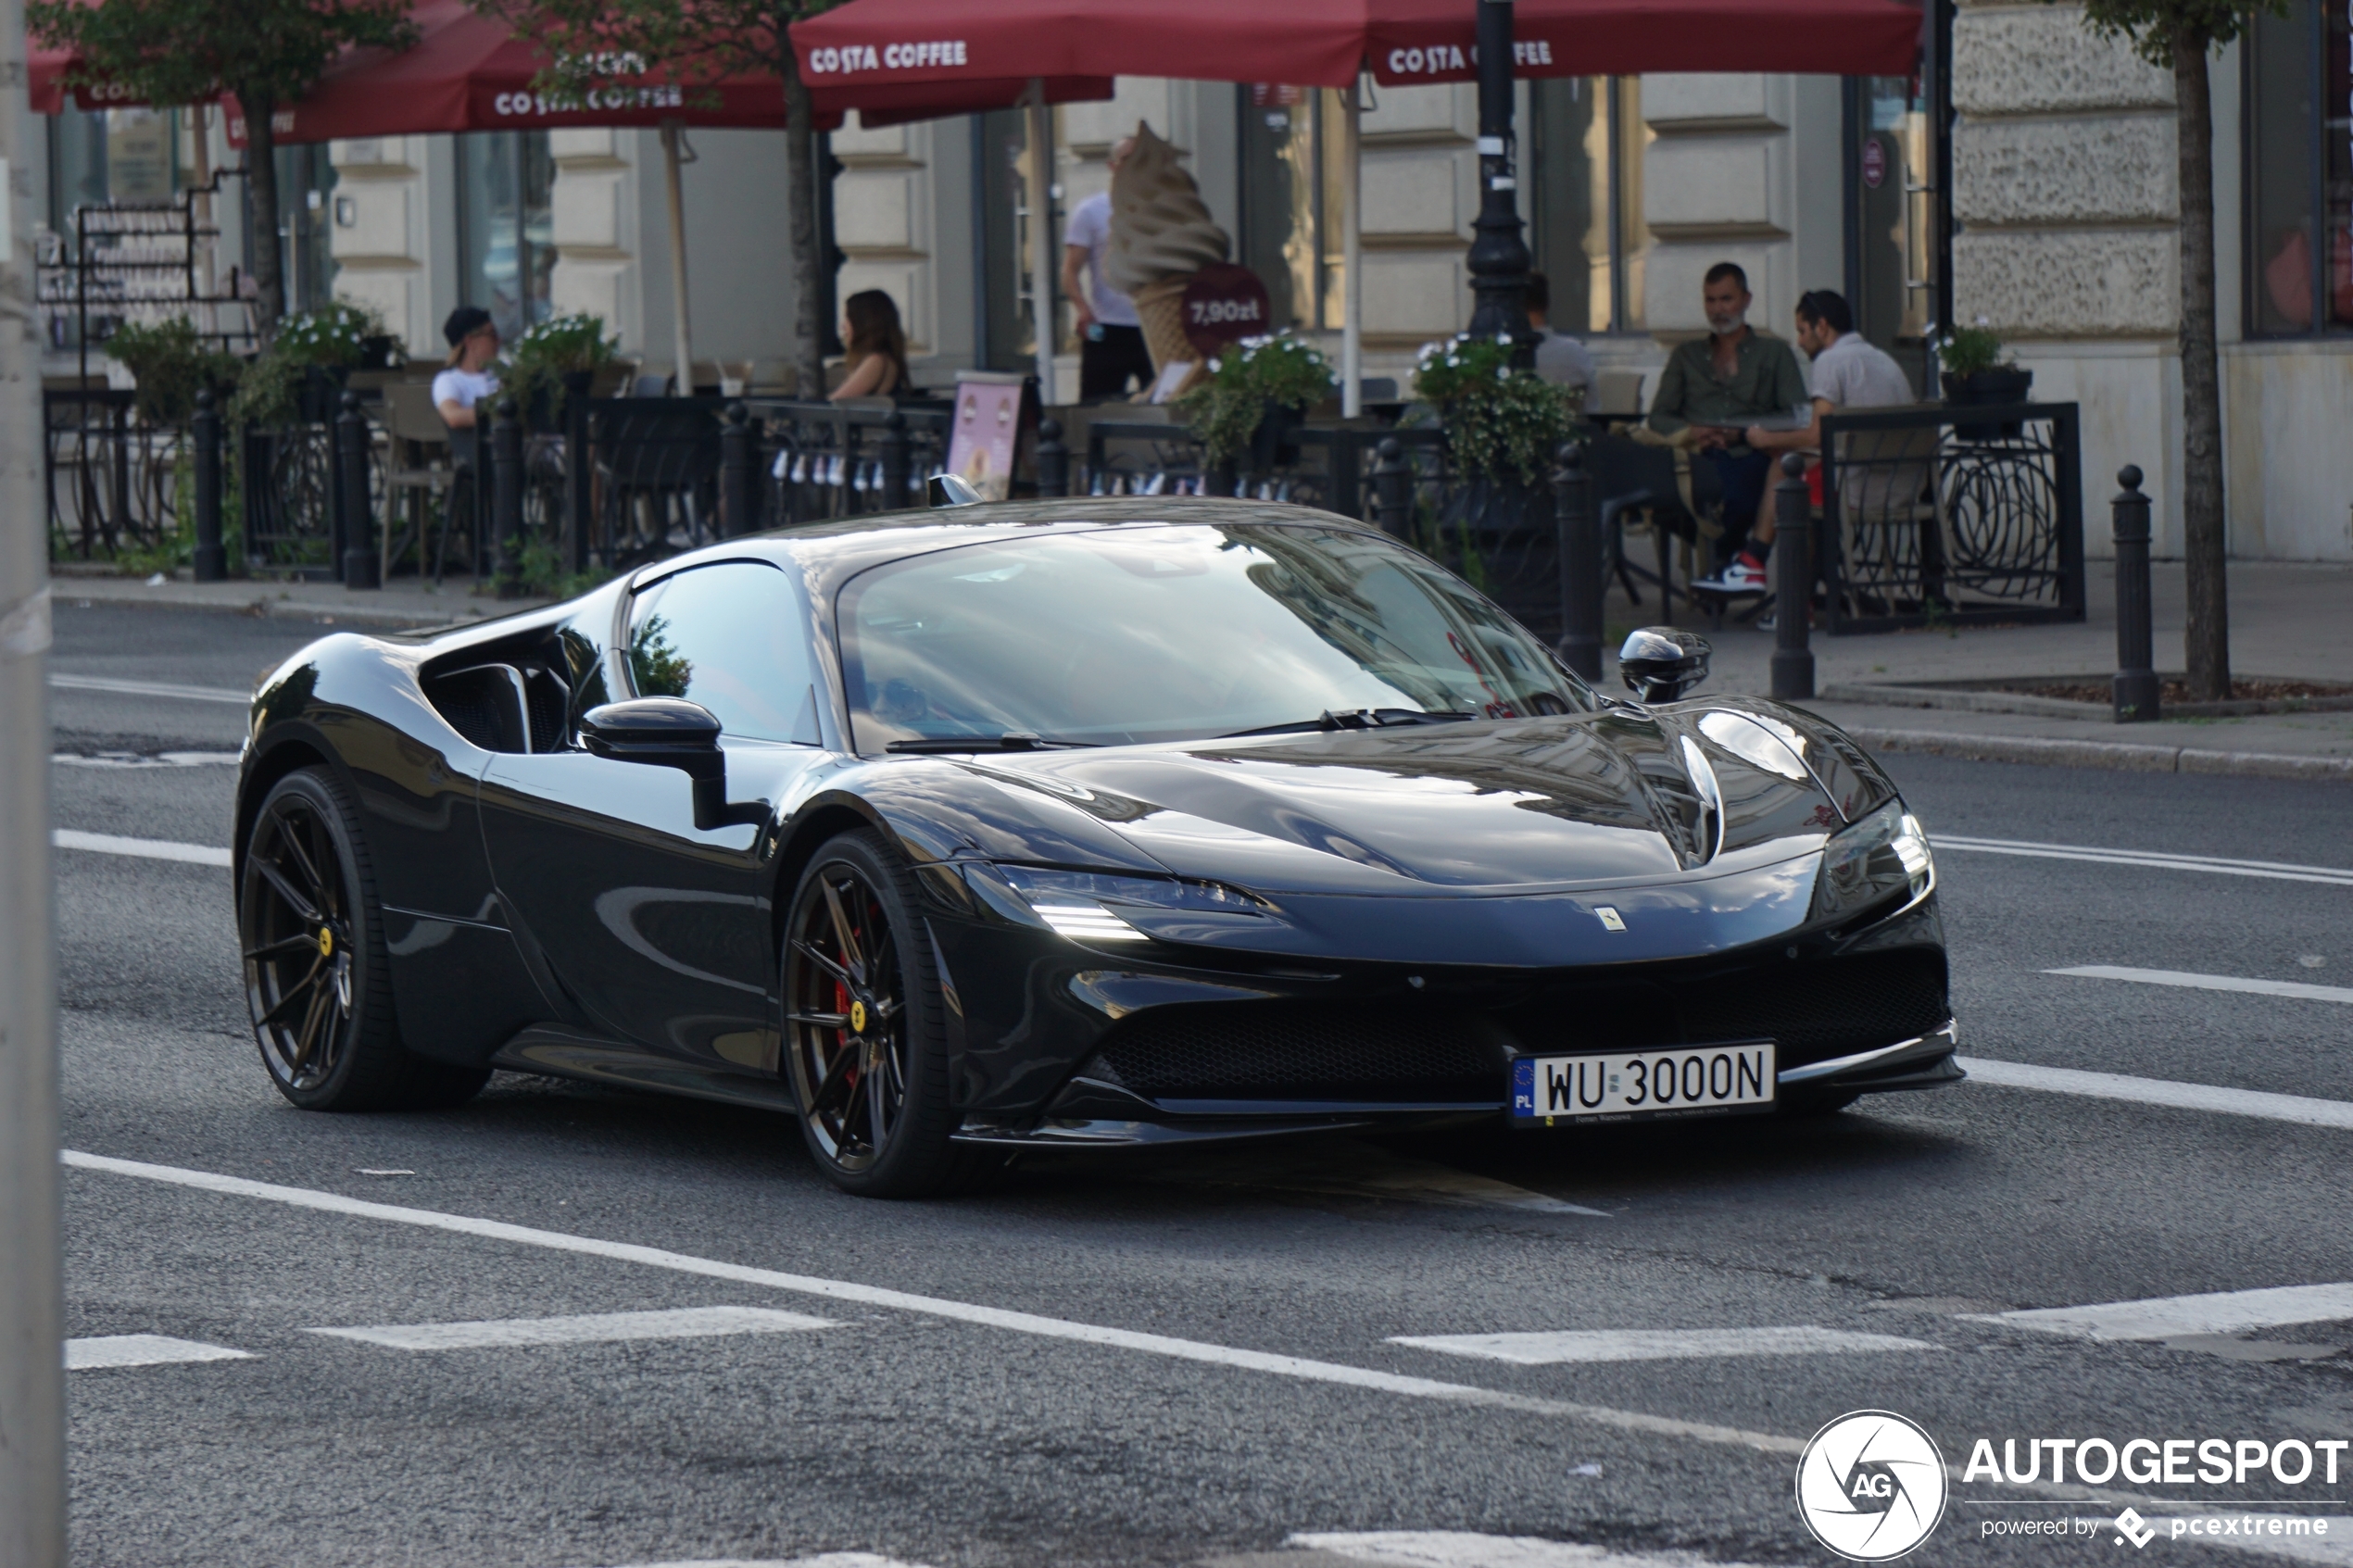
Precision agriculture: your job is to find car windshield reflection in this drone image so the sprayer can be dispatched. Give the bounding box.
[837,522,1592,754]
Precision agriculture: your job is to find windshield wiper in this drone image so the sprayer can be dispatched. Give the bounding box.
[885,733,1101,754]
[1220,708,1477,738]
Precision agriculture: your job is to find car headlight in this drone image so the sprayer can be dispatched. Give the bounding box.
[1812,801,1933,922]
[975,865,1274,944]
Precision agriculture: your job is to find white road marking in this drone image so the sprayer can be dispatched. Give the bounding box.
[49,672,249,705]
[1965,1284,2353,1342]
[53,750,240,769]
[67,1334,253,1371]
[1957,1057,2353,1131]
[58,1148,1807,1456]
[589,1558,932,1568]
[52,830,232,868]
[308,1305,836,1351]
[1291,1534,1764,1568]
[1386,1325,1935,1365]
[2049,965,2353,1006]
[1933,834,2353,888]
[61,1150,2353,1568]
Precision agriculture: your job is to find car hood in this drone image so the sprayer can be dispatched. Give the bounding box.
[955,702,1869,897]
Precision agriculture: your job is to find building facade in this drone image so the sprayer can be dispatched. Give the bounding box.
[31,4,2353,560]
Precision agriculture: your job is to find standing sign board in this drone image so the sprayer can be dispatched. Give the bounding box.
[946,370,1029,501]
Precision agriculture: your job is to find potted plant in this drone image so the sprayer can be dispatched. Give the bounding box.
[102,316,243,428]
[501,313,623,431]
[1937,320,2032,438]
[231,300,392,427]
[1177,332,1336,488]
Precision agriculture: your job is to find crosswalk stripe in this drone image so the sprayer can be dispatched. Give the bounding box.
[1386,1325,1935,1365]
[589,1558,933,1568]
[1933,835,2353,887]
[1291,1533,1769,1567]
[49,672,250,705]
[307,1305,836,1351]
[67,1334,253,1370]
[1964,1283,2353,1342]
[2049,965,2353,1006]
[52,829,232,868]
[1957,1057,2353,1131]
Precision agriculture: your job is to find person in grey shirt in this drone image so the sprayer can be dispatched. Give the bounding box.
[1524,271,1596,394]
[1720,289,1917,597]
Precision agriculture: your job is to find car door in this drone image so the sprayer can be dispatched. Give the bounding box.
[479,559,834,1073]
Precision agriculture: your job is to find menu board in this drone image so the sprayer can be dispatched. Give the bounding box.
[946,371,1026,502]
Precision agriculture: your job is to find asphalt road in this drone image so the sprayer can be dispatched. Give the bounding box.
[45,601,2353,1568]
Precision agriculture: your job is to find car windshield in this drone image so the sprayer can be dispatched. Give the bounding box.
[837,522,1594,753]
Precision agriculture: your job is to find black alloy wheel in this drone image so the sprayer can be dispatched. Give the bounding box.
[239,768,487,1111]
[782,831,964,1197]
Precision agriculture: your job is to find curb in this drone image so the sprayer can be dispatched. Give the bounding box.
[1843,724,2353,784]
[52,577,548,631]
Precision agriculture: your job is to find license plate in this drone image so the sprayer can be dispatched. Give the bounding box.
[1510,1043,1776,1124]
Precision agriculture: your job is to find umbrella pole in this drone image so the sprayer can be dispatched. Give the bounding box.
[1026,81,1057,408]
[1341,80,1363,420]
[661,119,695,395]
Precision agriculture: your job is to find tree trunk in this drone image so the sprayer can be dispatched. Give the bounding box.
[2173,38,2229,701]
[782,55,824,398]
[242,89,285,338]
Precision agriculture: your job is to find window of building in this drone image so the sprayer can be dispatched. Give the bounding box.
[1843,72,1935,392]
[978,107,1051,371]
[1238,85,1352,332]
[1528,77,1649,333]
[2247,0,2353,336]
[276,143,339,317]
[457,131,554,341]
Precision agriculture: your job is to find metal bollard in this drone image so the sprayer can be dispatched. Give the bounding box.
[721,401,760,537]
[1769,452,1813,700]
[338,391,379,589]
[1372,437,1412,540]
[192,386,226,582]
[2111,465,2161,722]
[491,398,526,598]
[1554,441,1602,681]
[1036,419,1069,498]
[878,408,910,508]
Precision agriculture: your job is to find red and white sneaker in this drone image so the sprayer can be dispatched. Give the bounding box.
[1694,554,1769,595]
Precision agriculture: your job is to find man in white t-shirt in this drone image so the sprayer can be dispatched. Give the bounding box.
[432,306,501,428]
[1694,289,1917,596]
[1060,136,1156,400]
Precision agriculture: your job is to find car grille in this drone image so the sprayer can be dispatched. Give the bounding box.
[1083,950,1946,1105]
[1676,950,1948,1065]
[1090,1002,1502,1103]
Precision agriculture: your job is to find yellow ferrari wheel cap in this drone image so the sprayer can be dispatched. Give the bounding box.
[849,999,868,1034]
[318,928,334,958]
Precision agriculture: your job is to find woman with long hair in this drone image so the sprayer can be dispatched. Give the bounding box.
[829,289,909,400]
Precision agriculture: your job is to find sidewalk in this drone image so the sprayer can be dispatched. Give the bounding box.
[48,562,555,630]
[48,554,2353,780]
[1604,557,2353,782]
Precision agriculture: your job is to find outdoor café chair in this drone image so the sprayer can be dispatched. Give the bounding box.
[381,379,457,583]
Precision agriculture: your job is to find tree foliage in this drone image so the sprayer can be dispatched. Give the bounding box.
[28,0,416,333]
[470,0,845,394]
[2073,0,2282,60]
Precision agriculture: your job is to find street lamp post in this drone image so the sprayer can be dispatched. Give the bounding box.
[1466,0,1534,361]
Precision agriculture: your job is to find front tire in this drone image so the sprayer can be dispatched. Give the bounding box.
[781,830,964,1197]
[240,767,488,1111]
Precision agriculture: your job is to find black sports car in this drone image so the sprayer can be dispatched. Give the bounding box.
[233,495,1956,1196]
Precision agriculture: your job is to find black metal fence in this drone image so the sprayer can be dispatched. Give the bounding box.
[1818,401,2084,633]
[44,388,184,562]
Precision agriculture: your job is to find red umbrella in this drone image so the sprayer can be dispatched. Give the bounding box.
[790,0,1922,91]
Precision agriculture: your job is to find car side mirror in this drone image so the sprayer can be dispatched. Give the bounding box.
[927,472,982,508]
[1617,626,1713,704]
[580,698,767,830]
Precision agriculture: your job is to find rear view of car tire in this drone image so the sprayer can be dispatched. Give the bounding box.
[782,830,967,1198]
[240,767,489,1112]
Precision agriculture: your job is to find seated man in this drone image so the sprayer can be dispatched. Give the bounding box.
[1524,271,1596,394]
[1646,262,1809,593]
[1736,288,1917,583]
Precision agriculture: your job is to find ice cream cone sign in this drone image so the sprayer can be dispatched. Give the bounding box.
[1108,122,1260,399]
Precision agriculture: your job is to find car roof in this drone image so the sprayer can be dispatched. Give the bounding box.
[643,496,1396,600]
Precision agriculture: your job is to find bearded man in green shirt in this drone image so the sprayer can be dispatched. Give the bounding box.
[1648,261,1811,593]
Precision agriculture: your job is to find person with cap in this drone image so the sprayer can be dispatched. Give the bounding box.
[433,307,501,429]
